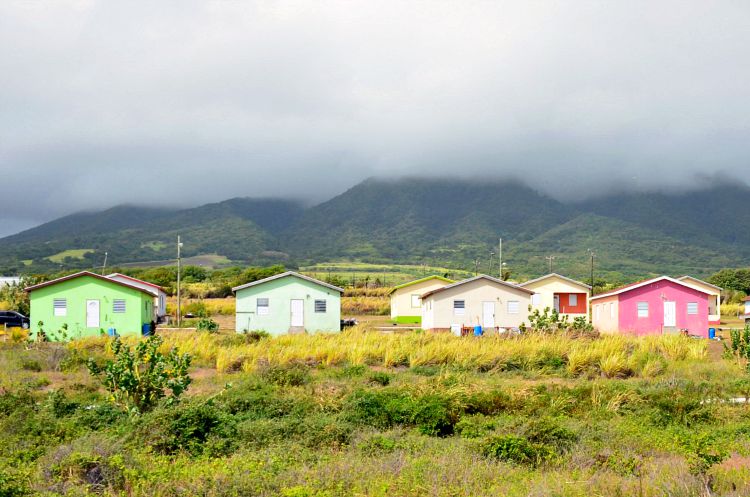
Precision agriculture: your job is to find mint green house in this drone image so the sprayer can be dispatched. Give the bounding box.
[233,271,343,335]
[26,271,156,341]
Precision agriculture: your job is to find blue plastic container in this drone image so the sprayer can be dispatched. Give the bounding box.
[107,328,116,337]
[142,323,151,336]
[708,328,716,340]
[473,325,483,336]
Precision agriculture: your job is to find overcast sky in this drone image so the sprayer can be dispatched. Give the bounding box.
[1,1,749,236]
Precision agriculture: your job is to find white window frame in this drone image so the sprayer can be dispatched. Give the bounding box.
[53,298,67,317]
[314,299,327,313]
[257,298,269,316]
[609,302,614,319]
[569,294,578,307]
[507,301,520,314]
[687,302,698,315]
[531,294,542,306]
[637,302,649,318]
[596,304,601,320]
[453,300,465,316]
[411,294,421,308]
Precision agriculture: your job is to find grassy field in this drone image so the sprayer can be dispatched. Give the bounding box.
[45,249,94,263]
[0,328,749,496]
[300,262,474,286]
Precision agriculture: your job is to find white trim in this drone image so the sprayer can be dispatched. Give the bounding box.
[422,274,535,298]
[232,271,344,293]
[520,273,592,290]
[676,276,722,292]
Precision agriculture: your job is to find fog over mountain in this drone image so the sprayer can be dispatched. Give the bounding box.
[1,1,750,236]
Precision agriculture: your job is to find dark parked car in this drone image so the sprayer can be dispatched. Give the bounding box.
[0,311,30,329]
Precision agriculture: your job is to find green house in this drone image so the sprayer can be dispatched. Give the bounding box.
[233,271,343,335]
[26,271,156,341]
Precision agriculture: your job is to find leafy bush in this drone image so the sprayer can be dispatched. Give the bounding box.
[261,363,311,387]
[87,335,192,415]
[196,317,219,334]
[137,401,238,457]
[479,435,552,466]
[368,372,391,386]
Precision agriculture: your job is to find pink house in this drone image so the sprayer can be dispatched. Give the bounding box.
[590,276,711,337]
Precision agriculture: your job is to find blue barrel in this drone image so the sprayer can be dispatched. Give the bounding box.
[107,328,116,337]
[708,328,716,339]
[142,323,151,336]
[473,325,483,336]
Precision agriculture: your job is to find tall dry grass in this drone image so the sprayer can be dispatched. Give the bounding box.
[131,326,709,377]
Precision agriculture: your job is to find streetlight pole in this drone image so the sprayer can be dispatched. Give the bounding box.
[545,255,555,273]
[588,249,595,295]
[177,236,183,328]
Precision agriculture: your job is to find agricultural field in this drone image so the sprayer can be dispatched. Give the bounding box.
[1,328,750,496]
[45,249,94,263]
[300,262,474,287]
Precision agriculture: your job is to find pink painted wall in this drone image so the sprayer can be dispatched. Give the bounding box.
[618,280,709,337]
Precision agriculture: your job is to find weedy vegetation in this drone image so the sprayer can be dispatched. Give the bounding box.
[0,326,748,496]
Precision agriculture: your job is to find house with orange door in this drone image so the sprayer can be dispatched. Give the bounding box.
[519,273,591,319]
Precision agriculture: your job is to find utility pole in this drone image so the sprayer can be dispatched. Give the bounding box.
[588,249,596,295]
[177,236,183,328]
[497,238,502,278]
[545,255,555,273]
[474,259,480,276]
[101,251,108,275]
[488,251,495,277]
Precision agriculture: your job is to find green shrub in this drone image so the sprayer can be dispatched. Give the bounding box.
[138,401,238,457]
[19,359,41,373]
[86,335,192,415]
[522,418,577,451]
[480,435,551,466]
[410,365,440,376]
[368,372,391,386]
[358,434,398,455]
[261,363,310,387]
[196,317,219,334]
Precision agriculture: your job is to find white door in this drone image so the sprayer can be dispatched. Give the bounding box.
[553,295,560,312]
[290,299,304,327]
[86,299,100,328]
[664,301,676,327]
[482,302,495,328]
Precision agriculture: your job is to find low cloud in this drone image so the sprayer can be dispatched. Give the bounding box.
[1,1,749,235]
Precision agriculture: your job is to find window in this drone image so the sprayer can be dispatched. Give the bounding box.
[453,300,465,315]
[315,299,327,313]
[257,298,269,315]
[113,299,126,313]
[687,302,698,315]
[507,301,520,314]
[569,294,578,307]
[53,298,67,317]
[637,302,649,318]
[531,294,542,306]
[596,304,601,320]
[609,302,614,318]
[411,294,421,308]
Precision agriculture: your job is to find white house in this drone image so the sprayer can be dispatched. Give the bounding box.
[420,274,534,333]
[106,273,167,322]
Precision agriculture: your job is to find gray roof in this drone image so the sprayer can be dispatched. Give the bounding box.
[231,271,344,293]
[520,273,592,290]
[421,274,535,298]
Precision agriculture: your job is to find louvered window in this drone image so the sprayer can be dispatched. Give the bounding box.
[113,299,126,313]
[315,300,327,313]
[53,298,67,317]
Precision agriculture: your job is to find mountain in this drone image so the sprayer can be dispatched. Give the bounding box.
[1,178,749,281]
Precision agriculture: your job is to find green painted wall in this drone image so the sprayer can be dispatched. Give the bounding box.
[235,275,341,335]
[29,275,153,341]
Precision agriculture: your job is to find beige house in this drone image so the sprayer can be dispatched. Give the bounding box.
[389,276,453,323]
[420,275,534,332]
[520,273,591,319]
[676,276,722,325]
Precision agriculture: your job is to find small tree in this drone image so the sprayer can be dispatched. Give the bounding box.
[87,335,192,415]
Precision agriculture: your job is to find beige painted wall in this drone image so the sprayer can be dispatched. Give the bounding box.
[421,279,532,331]
[390,278,450,318]
[591,295,619,333]
[679,277,721,318]
[522,275,590,316]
